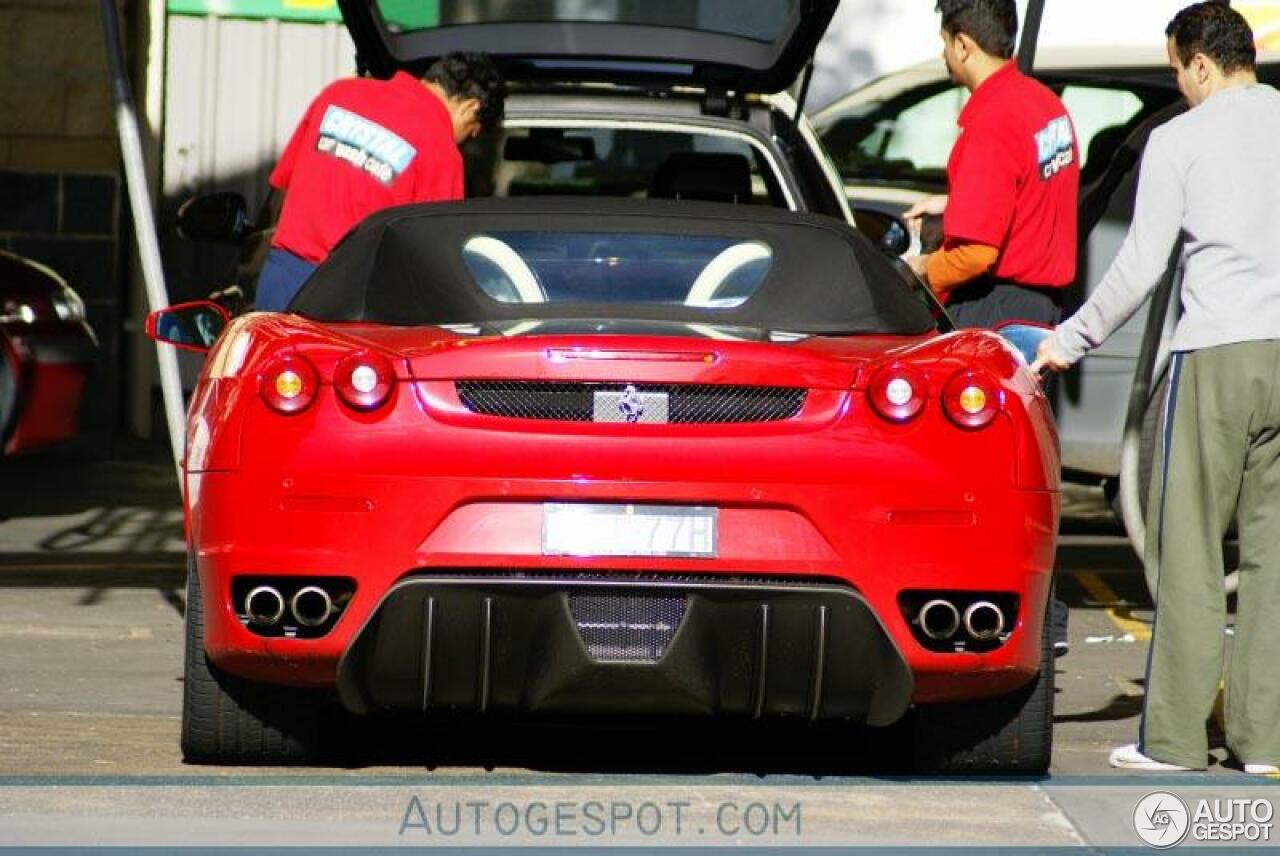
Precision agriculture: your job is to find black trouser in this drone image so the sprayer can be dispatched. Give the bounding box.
[946,279,1065,329]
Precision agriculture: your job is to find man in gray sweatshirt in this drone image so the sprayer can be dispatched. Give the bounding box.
[1034,2,1280,773]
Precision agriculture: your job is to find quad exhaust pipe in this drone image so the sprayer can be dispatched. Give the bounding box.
[962,600,1006,641]
[290,585,334,627]
[916,598,1007,642]
[240,580,344,633]
[245,585,285,626]
[918,599,961,641]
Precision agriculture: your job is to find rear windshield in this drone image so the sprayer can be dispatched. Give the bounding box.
[462,231,772,308]
[376,0,795,42]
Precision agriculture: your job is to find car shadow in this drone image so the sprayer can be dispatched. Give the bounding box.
[0,554,187,617]
[320,714,937,777]
[1054,692,1143,724]
[0,448,184,617]
[0,447,181,522]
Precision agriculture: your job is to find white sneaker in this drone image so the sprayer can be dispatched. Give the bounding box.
[1109,743,1194,771]
[1244,763,1279,776]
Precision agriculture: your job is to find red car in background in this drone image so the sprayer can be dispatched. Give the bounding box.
[150,198,1060,772]
[0,250,98,455]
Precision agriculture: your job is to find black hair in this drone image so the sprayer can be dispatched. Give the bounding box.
[935,0,1018,59]
[424,52,507,131]
[1166,2,1257,75]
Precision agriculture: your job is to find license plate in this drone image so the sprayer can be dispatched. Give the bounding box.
[542,503,717,558]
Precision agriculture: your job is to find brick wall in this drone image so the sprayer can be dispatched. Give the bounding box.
[1,0,128,447]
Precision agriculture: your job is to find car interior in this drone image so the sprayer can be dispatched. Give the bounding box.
[462,126,789,208]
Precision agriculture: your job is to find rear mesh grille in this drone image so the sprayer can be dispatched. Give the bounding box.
[455,381,805,423]
[569,593,687,663]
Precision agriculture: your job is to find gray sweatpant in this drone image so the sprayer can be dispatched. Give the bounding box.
[1141,340,1280,768]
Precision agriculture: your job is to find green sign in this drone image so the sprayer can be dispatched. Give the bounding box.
[168,0,440,26]
[377,0,439,30]
[167,0,343,22]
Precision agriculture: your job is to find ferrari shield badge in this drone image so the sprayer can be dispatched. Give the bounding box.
[592,384,669,424]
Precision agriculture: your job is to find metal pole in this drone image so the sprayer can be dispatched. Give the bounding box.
[792,61,816,132]
[1018,0,1046,73]
[98,0,186,485]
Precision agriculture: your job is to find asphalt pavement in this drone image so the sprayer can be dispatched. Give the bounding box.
[1,447,1274,849]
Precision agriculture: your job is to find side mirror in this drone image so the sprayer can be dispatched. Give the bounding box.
[177,192,250,243]
[995,321,1052,367]
[145,301,230,353]
[852,207,912,257]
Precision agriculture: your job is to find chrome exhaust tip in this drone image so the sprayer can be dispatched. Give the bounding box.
[963,601,1005,641]
[290,585,334,628]
[918,599,961,641]
[245,585,285,626]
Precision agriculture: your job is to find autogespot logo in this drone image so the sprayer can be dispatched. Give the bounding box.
[1135,792,1191,849]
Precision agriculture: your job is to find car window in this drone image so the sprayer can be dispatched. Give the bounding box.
[821,77,1160,191]
[818,85,966,188]
[1058,85,1145,173]
[463,126,787,208]
[461,231,774,309]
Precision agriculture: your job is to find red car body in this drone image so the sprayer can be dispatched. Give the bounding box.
[190,318,1058,695]
[0,251,97,455]
[157,200,1059,770]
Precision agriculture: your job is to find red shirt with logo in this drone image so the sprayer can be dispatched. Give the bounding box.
[269,72,463,263]
[943,62,1079,287]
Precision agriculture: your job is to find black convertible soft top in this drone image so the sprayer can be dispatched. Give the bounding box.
[290,198,937,336]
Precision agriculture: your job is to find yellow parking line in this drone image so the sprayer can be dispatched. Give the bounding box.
[1074,571,1152,641]
[1075,572,1239,738]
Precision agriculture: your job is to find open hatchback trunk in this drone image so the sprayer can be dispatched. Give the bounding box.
[337,0,839,93]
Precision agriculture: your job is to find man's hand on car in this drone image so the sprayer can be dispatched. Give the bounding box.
[1030,334,1073,375]
[903,194,948,234]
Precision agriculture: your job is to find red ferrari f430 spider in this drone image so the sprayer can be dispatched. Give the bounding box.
[150,199,1059,771]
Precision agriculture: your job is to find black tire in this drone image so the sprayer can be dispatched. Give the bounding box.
[911,591,1054,774]
[181,558,328,764]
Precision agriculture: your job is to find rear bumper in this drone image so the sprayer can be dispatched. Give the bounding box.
[191,468,1055,707]
[336,575,914,727]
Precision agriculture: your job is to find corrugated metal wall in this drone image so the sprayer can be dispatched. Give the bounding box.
[163,13,354,206]
[160,14,355,300]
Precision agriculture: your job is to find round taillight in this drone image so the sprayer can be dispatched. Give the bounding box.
[259,354,319,414]
[868,363,927,423]
[943,370,1001,429]
[334,352,395,411]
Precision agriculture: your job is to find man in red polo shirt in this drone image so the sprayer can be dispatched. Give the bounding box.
[904,0,1078,657]
[905,0,1079,329]
[255,52,505,311]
